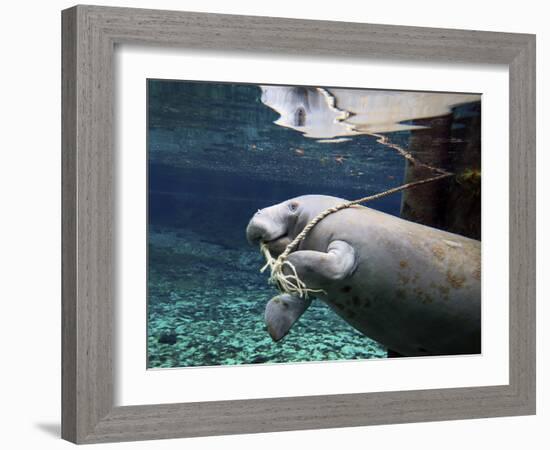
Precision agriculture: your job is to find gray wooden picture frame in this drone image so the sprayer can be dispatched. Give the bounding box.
[61,4,536,444]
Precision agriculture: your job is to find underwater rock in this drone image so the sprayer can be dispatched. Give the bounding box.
[250,356,269,364]
[158,332,178,345]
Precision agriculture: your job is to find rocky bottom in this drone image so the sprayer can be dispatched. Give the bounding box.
[148,227,387,368]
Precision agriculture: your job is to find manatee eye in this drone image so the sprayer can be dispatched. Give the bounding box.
[288,202,299,213]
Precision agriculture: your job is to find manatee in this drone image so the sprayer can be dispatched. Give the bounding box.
[246,195,481,357]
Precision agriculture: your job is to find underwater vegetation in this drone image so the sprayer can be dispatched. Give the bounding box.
[147,80,481,368]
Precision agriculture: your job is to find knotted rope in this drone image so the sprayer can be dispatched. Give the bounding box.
[260,135,453,298]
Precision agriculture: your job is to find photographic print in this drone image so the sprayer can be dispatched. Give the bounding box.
[147,80,481,368]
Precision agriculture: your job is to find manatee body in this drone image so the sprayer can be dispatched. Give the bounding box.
[246,195,481,357]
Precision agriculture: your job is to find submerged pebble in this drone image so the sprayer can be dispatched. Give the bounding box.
[158,333,178,345]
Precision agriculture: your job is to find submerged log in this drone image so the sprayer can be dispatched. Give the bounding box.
[400,102,481,240]
[400,114,453,231]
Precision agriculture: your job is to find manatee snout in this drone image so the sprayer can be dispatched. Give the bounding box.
[245,217,267,245]
[246,211,293,257]
[246,208,285,245]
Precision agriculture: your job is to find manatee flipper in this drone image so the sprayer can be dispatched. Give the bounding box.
[284,240,357,286]
[265,294,312,341]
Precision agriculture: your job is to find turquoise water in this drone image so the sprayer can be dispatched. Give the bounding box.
[146,80,481,368]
